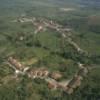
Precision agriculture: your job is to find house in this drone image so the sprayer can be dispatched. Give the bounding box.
[27,67,49,79]
[27,69,38,79]
[8,57,24,71]
[77,67,88,77]
[50,71,62,80]
[48,81,58,90]
[67,76,81,89]
[46,78,59,90]
[40,68,49,78]
[34,25,44,34]
[66,87,74,94]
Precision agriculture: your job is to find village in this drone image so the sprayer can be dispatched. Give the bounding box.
[7,56,89,95]
[0,0,100,99]
[0,16,91,94]
[0,15,93,96]
[12,16,86,54]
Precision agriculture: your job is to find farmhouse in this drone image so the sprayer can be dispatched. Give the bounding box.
[8,57,24,71]
[67,76,82,89]
[50,71,62,80]
[27,67,49,79]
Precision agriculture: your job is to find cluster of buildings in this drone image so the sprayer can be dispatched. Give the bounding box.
[7,56,62,80]
[63,65,88,94]
[12,16,71,35]
[30,17,85,53]
[12,16,84,53]
[9,16,89,94]
[12,17,35,23]
[47,66,88,94]
[26,67,49,79]
[33,17,72,35]
[8,57,25,74]
[12,16,86,54]
[7,56,89,94]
